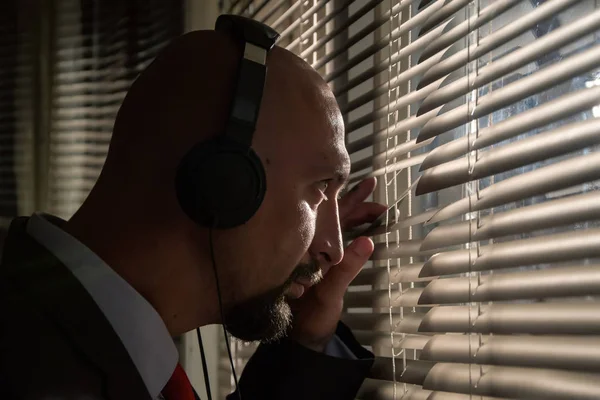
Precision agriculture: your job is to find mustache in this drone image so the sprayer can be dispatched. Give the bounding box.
[285,258,323,287]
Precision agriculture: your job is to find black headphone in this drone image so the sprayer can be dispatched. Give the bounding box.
[175,15,280,229]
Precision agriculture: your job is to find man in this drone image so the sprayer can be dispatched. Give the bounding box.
[0,18,386,400]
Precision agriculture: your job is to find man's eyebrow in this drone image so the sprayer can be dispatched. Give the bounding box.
[335,171,349,185]
[313,158,350,185]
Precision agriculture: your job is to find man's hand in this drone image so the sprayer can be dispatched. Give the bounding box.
[288,177,387,352]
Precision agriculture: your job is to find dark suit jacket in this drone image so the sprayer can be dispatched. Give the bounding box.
[0,217,374,400]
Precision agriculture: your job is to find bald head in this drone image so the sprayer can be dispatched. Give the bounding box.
[104,30,339,185]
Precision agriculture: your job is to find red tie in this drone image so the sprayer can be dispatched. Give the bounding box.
[162,363,195,400]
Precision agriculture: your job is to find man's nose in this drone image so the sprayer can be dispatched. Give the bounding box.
[311,207,344,272]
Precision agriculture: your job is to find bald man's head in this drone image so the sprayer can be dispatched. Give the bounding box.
[68,28,350,339]
[105,30,337,183]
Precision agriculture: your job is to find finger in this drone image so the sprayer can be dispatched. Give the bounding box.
[339,177,378,219]
[317,236,374,300]
[341,202,388,231]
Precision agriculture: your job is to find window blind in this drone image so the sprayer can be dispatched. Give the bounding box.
[221,0,600,398]
[0,0,36,224]
[0,1,21,220]
[48,0,183,219]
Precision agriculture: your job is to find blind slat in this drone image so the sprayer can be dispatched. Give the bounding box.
[421,228,600,277]
[370,358,434,384]
[421,335,600,371]
[49,155,107,165]
[54,93,127,106]
[358,379,504,400]
[341,312,417,333]
[422,190,600,251]
[347,208,439,240]
[372,239,433,260]
[398,265,600,305]
[351,138,434,173]
[424,151,600,224]
[350,262,432,286]
[262,0,295,26]
[227,0,244,13]
[354,331,431,350]
[421,302,600,334]
[351,153,427,184]
[248,0,270,19]
[370,209,438,235]
[343,302,600,334]
[51,131,117,141]
[422,363,600,400]
[358,379,422,400]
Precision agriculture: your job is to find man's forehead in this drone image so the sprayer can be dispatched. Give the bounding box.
[305,141,351,179]
[290,95,349,177]
[257,51,349,173]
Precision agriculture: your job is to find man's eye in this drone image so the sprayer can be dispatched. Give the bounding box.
[317,181,329,192]
[316,181,330,200]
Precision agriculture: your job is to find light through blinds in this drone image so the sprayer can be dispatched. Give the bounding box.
[221,0,600,398]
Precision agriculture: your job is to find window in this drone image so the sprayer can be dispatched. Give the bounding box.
[220,0,600,398]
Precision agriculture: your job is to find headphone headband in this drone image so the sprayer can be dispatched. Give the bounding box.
[215,15,280,147]
[215,14,279,50]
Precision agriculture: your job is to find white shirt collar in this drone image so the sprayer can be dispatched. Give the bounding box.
[26,212,178,399]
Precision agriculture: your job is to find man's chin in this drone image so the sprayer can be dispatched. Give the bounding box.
[224,292,293,343]
[223,260,320,343]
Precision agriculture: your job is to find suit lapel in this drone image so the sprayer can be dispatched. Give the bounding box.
[1,217,152,400]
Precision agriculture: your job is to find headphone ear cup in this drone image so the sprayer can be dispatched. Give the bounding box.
[175,138,266,229]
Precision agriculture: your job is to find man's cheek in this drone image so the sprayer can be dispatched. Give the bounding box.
[277,203,316,270]
[297,202,317,251]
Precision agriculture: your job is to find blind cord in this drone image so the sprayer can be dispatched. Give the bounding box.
[203,226,241,399]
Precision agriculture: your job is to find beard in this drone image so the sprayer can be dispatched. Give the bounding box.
[223,258,323,343]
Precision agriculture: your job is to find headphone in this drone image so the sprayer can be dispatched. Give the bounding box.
[174,14,280,400]
[175,15,280,229]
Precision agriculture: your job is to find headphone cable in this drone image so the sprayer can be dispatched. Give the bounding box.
[196,327,213,400]
[207,227,241,399]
